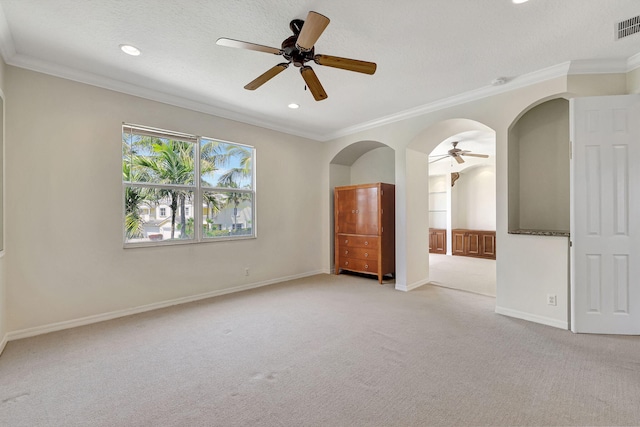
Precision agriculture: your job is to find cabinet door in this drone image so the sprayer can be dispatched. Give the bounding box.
[467,232,481,256]
[452,230,466,255]
[434,229,446,254]
[429,229,446,254]
[356,186,379,235]
[482,233,496,257]
[335,188,357,234]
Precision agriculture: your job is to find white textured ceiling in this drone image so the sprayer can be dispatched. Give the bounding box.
[1,0,639,140]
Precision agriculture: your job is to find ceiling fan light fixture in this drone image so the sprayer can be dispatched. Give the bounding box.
[288,103,300,109]
[512,0,529,4]
[120,44,141,56]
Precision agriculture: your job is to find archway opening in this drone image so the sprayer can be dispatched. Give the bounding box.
[406,118,496,296]
[427,130,497,296]
[329,141,395,282]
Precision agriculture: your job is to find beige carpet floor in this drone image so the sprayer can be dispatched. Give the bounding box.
[1,273,639,426]
[429,253,496,297]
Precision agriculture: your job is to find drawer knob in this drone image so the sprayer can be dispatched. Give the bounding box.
[365,253,368,257]
[344,261,349,265]
[364,264,369,269]
[364,241,368,246]
[344,250,348,255]
[352,210,355,213]
[345,239,348,244]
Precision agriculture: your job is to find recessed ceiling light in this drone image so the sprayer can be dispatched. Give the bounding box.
[120,44,141,56]
[512,0,529,3]
[288,103,300,109]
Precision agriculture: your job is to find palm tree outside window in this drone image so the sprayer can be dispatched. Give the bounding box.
[122,124,255,246]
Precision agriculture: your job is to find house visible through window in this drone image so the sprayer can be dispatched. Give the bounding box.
[122,124,255,246]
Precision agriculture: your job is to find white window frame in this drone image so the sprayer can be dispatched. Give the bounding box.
[122,124,256,248]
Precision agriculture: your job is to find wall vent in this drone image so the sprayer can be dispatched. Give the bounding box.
[617,16,640,40]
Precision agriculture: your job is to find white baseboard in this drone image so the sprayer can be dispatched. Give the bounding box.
[6,270,326,342]
[396,279,429,292]
[495,306,569,330]
[0,333,7,355]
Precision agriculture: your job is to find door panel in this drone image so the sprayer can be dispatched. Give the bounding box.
[336,188,356,234]
[571,94,640,334]
[467,233,480,255]
[357,187,379,235]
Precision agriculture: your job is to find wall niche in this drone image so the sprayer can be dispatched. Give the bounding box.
[508,98,570,234]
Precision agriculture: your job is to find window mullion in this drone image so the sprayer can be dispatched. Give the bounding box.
[195,138,202,242]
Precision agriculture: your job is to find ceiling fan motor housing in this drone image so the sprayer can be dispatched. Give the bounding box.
[282,34,314,67]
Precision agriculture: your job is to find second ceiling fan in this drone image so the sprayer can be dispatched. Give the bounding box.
[429,141,489,164]
[216,11,377,101]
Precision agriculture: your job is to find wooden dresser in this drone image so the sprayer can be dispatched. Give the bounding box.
[334,183,395,283]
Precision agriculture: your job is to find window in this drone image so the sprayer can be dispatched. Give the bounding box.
[122,124,255,247]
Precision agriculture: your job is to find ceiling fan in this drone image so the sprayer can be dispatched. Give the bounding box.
[216,11,377,101]
[429,141,489,164]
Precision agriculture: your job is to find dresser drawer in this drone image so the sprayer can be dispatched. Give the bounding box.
[337,234,379,250]
[338,247,376,261]
[338,257,378,274]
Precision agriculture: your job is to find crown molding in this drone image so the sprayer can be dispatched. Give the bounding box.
[322,62,572,141]
[567,58,629,75]
[5,53,324,142]
[2,31,639,143]
[627,52,640,71]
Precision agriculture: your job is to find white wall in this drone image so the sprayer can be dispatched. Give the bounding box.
[0,58,6,353]
[350,146,395,185]
[323,72,628,329]
[4,66,325,333]
[428,175,447,229]
[453,165,496,230]
[512,99,570,231]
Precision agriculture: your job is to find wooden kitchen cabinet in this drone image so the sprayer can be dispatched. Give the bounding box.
[451,229,496,259]
[334,183,395,283]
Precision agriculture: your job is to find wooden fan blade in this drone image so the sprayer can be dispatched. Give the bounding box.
[216,38,283,55]
[300,66,328,101]
[453,154,465,164]
[428,156,449,164]
[461,153,489,158]
[296,11,330,52]
[314,54,377,75]
[244,63,289,90]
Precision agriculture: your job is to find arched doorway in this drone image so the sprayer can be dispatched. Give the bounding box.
[329,141,395,280]
[427,130,497,296]
[404,119,496,296]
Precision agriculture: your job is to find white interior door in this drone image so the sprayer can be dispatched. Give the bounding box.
[571,94,640,334]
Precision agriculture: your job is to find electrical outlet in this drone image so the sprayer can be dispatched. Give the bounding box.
[547,294,557,306]
[245,268,250,276]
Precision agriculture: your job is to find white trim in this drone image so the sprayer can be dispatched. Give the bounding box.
[395,278,429,292]
[1,49,636,142]
[323,62,572,141]
[567,58,629,75]
[5,53,321,142]
[495,305,569,330]
[627,52,640,72]
[0,333,7,355]
[6,270,325,342]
